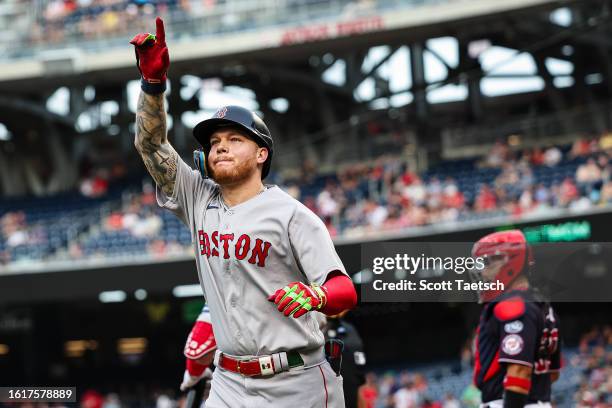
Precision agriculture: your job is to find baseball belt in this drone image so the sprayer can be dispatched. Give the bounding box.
[214,350,304,377]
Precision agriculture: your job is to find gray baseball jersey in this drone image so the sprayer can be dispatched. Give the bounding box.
[157,158,348,358]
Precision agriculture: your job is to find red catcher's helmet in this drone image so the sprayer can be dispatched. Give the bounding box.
[471,230,532,303]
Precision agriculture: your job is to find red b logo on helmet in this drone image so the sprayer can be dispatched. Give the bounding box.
[215,107,228,118]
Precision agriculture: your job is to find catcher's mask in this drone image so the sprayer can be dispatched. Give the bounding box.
[470,229,533,303]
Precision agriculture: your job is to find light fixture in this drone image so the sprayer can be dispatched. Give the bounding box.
[99,290,127,303]
[172,284,203,298]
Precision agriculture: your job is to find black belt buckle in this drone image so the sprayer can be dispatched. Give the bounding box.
[324,339,344,376]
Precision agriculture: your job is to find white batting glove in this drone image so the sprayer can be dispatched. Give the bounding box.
[180,367,213,392]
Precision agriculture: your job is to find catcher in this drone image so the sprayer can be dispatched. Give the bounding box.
[471,230,562,408]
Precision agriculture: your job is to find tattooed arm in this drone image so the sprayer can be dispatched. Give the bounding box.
[135,91,179,197]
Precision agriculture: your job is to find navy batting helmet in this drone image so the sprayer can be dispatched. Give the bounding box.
[193,106,274,179]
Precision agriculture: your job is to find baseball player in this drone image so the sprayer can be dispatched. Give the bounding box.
[181,305,216,400]
[130,18,357,407]
[470,230,562,408]
[320,311,367,408]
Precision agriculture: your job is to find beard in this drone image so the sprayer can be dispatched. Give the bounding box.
[210,157,258,185]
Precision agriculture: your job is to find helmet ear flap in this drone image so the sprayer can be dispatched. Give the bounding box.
[193,149,208,179]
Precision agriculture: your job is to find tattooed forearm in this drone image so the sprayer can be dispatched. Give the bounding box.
[135,91,178,197]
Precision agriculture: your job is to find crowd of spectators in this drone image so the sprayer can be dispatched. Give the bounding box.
[4,133,612,265]
[0,210,50,264]
[22,0,368,47]
[572,325,612,407]
[353,325,611,408]
[355,370,466,408]
[64,179,191,261]
[288,133,612,238]
[31,0,180,44]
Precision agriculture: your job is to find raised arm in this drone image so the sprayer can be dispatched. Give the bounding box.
[135,92,178,197]
[130,17,178,197]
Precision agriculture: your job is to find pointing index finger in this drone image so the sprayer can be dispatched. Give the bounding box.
[155,17,166,45]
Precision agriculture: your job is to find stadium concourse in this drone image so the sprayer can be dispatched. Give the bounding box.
[1,133,612,266]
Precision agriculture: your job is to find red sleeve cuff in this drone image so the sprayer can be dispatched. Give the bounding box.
[186,358,206,376]
[320,273,357,315]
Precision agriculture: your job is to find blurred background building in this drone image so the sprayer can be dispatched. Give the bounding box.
[0,0,611,407]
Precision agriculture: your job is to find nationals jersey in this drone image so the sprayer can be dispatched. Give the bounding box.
[157,159,348,357]
[473,289,562,403]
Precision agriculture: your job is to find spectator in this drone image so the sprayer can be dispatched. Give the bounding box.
[402,176,427,206]
[518,187,534,211]
[399,168,417,187]
[559,177,579,206]
[1,211,29,247]
[570,195,592,211]
[534,183,551,206]
[131,212,162,237]
[576,157,602,182]
[427,177,443,196]
[576,158,603,193]
[598,155,610,180]
[284,183,301,200]
[518,165,534,191]
[317,181,341,219]
[571,137,592,158]
[531,146,545,166]
[441,178,464,209]
[442,393,460,408]
[102,393,121,408]
[460,341,472,372]
[155,393,173,408]
[412,373,428,397]
[421,399,442,408]
[80,169,109,198]
[544,145,562,167]
[460,384,481,408]
[377,372,398,408]
[599,132,612,152]
[141,181,157,206]
[358,372,379,408]
[364,199,388,228]
[474,185,497,212]
[104,212,124,231]
[148,239,167,259]
[393,379,418,408]
[600,181,612,204]
[495,162,520,191]
[484,140,508,168]
[405,204,428,226]
[81,390,104,408]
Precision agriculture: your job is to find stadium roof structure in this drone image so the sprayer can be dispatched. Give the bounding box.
[0,0,610,192]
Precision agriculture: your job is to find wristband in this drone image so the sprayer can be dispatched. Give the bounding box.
[503,389,528,408]
[141,77,166,95]
[310,283,327,309]
[503,375,532,392]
